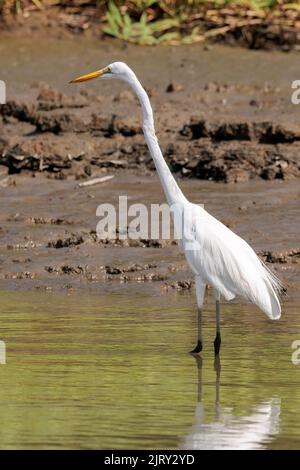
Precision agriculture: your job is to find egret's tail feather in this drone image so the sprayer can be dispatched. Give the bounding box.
[264,283,281,320]
[260,261,283,320]
[262,261,285,296]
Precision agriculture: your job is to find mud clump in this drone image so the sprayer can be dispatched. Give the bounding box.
[260,249,300,264]
[43,262,167,284]
[47,233,85,249]
[0,100,36,124]
[45,264,103,283]
[33,113,89,134]
[37,86,88,111]
[177,118,300,182]
[164,280,195,291]
[1,271,36,280]
[105,264,168,283]
[98,237,178,248]
[7,214,74,225]
[47,230,178,250]
[180,118,300,144]
[169,141,300,184]
[105,263,157,275]
[1,144,74,174]
[45,265,85,275]
[90,229,178,248]
[28,217,74,226]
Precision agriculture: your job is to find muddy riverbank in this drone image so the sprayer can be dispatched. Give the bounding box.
[1,78,300,183]
[0,173,299,298]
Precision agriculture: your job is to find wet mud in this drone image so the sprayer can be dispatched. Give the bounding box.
[0,172,299,297]
[1,78,300,184]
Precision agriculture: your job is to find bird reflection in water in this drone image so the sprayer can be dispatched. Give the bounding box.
[183,355,281,450]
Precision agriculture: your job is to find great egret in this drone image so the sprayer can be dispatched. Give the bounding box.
[70,62,282,355]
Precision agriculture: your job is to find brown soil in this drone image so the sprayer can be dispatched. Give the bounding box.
[1,4,300,50]
[1,80,300,183]
[0,170,298,295]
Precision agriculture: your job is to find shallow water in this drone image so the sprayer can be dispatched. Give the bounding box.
[0,288,299,449]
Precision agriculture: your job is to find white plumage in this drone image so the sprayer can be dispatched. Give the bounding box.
[183,203,282,320]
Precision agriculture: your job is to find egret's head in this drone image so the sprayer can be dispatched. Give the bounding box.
[69,62,134,84]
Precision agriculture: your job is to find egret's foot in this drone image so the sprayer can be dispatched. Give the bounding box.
[214,332,221,356]
[190,340,202,354]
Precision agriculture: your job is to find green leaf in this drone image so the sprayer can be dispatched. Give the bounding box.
[105,12,119,35]
[157,31,181,43]
[102,26,119,37]
[139,11,148,27]
[108,0,123,27]
[123,13,133,39]
[149,18,180,33]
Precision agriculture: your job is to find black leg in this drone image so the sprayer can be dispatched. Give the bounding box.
[190,339,202,354]
[190,306,203,354]
[214,332,221,356]
[214,299,221,356]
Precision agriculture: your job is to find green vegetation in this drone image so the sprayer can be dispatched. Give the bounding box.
[101,0,300,45]
[1,0,300,45]
[102,1,184,45]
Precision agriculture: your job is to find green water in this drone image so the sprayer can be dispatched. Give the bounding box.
[0,289,299,449]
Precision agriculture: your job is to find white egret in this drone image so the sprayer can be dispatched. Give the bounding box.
[70,62,282,355]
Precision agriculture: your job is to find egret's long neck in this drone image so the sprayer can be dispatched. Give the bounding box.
[127,74,186,206]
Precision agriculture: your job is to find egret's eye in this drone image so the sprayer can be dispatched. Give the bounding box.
[105,67,112,74]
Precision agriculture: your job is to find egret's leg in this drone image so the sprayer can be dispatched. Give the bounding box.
[214,355,221,420]
[213,289,221,355]
[191,354,203,401]
[190,277,206,354]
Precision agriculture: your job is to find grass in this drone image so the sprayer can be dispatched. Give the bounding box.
[101,0,300,45]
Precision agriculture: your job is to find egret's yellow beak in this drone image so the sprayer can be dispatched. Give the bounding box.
[69,69,104,84]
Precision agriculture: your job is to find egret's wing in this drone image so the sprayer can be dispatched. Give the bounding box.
[185,206,282,319]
